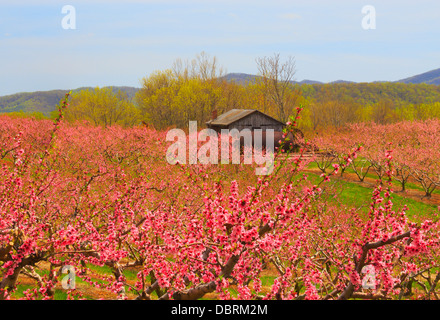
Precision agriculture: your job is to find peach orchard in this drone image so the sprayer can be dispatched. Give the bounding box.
[0,95,439,300]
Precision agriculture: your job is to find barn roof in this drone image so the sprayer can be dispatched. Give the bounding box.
[206,109,285,127]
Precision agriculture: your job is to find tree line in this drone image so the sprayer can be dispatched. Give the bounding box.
[9,52,440,133]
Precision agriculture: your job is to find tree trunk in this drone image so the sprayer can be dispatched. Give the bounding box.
[0,266,23,300]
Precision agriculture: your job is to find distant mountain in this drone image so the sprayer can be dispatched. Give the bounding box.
[297,79,323,85]
[330,80,356,84]
[396,68,440,85]
[2,68,439,116]
[222,73,323,85]
[0,90,68,115]
[225,68,440,86]
[222,73,261,85]
[0,86,140,116]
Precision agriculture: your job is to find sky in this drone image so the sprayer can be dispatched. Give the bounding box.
[0,0,439,96]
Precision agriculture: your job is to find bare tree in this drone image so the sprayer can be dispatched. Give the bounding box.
[256,53,300,122]
[172,51,226,82]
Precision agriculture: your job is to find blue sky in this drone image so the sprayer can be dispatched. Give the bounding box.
[0,0,439,96]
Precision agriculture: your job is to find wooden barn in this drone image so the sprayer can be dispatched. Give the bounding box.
[206,109,285,133]
[206,109,303,151]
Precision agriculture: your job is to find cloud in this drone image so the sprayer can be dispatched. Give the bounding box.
[1,0,440,96]
[280,13,301,20]
[227,12,239,20]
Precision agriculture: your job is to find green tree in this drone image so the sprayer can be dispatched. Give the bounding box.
[64,87,140,127]
[136,53,231,130]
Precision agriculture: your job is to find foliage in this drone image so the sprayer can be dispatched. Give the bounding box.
[0,98,439,300]
[63,87,141,127]
[298,83,440,132]
[0,87,139,117]
[312,120,440,197]
[2,53,440,133]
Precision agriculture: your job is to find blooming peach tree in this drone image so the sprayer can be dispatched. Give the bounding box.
[1,98,439,300]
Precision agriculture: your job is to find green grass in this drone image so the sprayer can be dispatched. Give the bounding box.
[11,283,94,300]
[307,158,440,196]
[261,275,276,287]
[306,172,438,221]
[84,263,138,280]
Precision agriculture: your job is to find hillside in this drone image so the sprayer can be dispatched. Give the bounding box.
[0,90,68,115]
[0,86,140,116]
[1,67,440,116]
[225,68,440,86]
[222,73,259,85]
[299,82,440,106]
[222,72,323,85]
[397,68,440,85]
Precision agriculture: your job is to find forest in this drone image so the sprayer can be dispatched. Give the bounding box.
[2,52,440,135]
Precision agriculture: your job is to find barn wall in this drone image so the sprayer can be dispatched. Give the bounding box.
[208,125,224,134]
[227,113,284,132]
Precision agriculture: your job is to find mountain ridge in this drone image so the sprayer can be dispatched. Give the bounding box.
[0,86,140,116]
[224,67,440,86]
[1,68,439,116]
[395,68,440,85]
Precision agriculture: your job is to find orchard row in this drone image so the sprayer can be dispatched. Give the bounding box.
[312,120,440,198]
[0,102,439,300]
